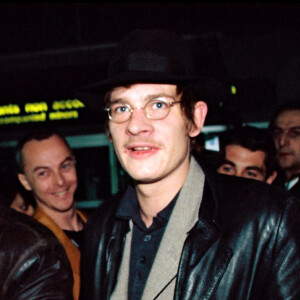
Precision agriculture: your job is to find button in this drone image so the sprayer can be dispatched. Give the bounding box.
[144,235,151,242]
[140,256,146,264]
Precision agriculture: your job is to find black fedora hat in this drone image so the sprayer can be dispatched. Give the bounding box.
[78,29,210,93]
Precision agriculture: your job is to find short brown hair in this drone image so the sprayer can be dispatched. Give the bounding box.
[16,130,72,173]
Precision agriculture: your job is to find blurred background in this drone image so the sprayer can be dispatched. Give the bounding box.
[0,3,299,209]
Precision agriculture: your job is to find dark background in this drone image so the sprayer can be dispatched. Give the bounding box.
[0,3,299,204]
[0,3,299,137]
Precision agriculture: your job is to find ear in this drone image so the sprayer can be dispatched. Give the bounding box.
[18,173,32,191]
[266,170,278,184]
[188,101,208,138]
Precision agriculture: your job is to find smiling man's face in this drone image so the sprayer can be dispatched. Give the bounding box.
[18,134,77,214]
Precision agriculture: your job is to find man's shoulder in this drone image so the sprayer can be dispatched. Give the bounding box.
[82,193,130,254]
[84,193,123,229]
[0,205,71,267]
[0,205,74,298]
[0,204,72,264]
[212,172,299,220]
[0,204,62,244]
[217,172,292,199]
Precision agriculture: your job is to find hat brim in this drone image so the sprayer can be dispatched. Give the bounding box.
[77,71,206,94]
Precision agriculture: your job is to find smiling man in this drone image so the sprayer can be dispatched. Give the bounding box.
[217,126,277,184]
[79,29,300,300]
[16,130,87,300]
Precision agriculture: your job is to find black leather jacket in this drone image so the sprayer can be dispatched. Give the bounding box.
[0,204,73,299]
[80,168,300,300]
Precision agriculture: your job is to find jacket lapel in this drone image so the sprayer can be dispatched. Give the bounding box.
[142,157,206,300]
[174,166,233,300]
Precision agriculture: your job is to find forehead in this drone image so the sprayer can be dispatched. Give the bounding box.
[110,83,178,101]
[225,145,266,166]
[22,135,71,163]
[275,110,300,128]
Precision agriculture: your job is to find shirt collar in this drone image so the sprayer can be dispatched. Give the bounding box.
[286,176,299,190]
[116,184,179,221]
[116,184,138,219]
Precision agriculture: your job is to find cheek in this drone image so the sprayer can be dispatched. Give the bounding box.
[32,181,49,194]
[274,139,280,148]
[109,123,118,137]
[66,172,78,184]
[294,141,300,150]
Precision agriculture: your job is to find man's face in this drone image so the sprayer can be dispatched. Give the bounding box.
[18,135,77,213]
[217,144,276,184]
[272,110,300,178]
[108,83,206,184]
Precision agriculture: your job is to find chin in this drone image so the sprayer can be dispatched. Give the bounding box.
[56,200,74,211]
[56,205,74,213]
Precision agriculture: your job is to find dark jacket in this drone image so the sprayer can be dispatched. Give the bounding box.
[80,164,300,300]
[0,204,73,300]
[273,170,300,200]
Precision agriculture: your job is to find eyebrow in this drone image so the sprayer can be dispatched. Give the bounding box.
[32,156,74,173]
[146,94,176,100]
[221,159,235,167]
[244,166,264,174]
[110,93,176,104]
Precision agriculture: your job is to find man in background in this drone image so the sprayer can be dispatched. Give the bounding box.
[16,130,87,300]
[269,101,300,198]
[217,126,278,184]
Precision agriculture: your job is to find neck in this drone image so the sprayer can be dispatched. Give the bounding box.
[135,157,190,228]
[38,205,84,231]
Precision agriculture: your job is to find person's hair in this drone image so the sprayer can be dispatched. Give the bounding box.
[269,100,300,130]
[103,84,198,137]
[16,129,72,173]
[0,169,35,208]
[219,126,277,178]
[0,170,18,207]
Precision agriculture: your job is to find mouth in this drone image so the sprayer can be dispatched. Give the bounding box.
[127,142,158,151]
[126,143,159,157]
[131,146,152,151]
[53,190,68,197]
[278,152,292,158]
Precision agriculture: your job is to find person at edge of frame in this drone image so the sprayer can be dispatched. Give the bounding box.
[16,129,87,300]
[0,199,73,299]
[269,100,300,199]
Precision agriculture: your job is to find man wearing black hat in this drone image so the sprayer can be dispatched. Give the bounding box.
[79,29,300,300]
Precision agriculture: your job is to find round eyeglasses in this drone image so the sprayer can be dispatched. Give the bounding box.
[105,98,181,123]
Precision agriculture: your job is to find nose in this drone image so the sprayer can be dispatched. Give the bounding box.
[126,107,152,135]
[54,171,65,186]
[234,170,242,177]
[278,132,289,147]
